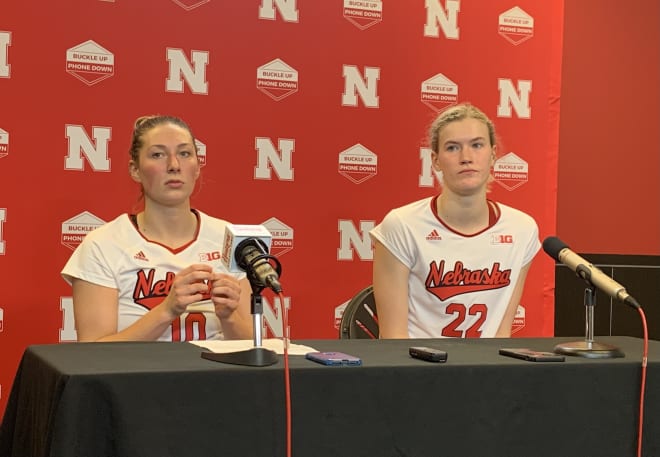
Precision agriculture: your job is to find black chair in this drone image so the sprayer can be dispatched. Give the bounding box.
[339,285,379,339]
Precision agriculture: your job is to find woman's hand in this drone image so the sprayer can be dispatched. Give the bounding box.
[162,264,214,318]
[209,272,243,319]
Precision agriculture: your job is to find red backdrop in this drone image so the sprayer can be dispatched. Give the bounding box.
[558,0,660,255]
[0,0,563,414]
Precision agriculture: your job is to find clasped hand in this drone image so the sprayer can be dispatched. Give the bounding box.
[164,264,241,320]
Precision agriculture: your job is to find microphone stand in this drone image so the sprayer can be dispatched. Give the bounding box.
[200,280,279,367]
[554,266,624,359]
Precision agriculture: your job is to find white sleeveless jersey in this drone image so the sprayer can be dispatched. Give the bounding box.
[370,196,541,338]
[62,211,244,341]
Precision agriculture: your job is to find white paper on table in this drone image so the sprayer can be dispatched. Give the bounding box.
[188,338,318,355]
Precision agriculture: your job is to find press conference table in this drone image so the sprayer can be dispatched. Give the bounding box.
[1,337,658,457]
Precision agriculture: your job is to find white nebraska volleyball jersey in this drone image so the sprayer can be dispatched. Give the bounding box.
[62,210,243,341]
[370,196,541,338]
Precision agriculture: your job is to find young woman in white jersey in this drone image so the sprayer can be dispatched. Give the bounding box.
[370,103,541,339]
[62,115,253,342]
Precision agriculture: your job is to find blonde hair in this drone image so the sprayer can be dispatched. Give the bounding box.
[429,103,496,153]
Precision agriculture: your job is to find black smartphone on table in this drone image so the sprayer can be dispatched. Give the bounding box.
[499,348,565,362]
[409,346,448,363]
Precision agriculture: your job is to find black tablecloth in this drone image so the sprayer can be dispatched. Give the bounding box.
[1,336,658,457]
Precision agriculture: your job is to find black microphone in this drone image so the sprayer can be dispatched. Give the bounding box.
[542,236,640,309]
[235,238,282,293]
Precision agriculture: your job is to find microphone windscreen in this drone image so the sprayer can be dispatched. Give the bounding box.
[542,236,569,261]
[235,238,268,270]
[221,224,272,273]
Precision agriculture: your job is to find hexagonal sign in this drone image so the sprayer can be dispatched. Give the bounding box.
[195,138,206,167]
[66,40,115,86]
[421,73,458,112]
[498,6,534,46]
[256,58,299,101]
[61,211,105,251]
[171,0,209,11]
[338,144,378,184]
[334,300,348,331]
[0,128,8,159]
[263,217,294,257]
[344,0,382,30]
[494,152,529,191]
[511,304,526,335]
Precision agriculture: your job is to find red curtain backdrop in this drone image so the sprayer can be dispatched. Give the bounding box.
[0,0,563,414]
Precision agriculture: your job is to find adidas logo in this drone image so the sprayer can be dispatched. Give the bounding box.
[426,229,442,241]
[134,251,148,261]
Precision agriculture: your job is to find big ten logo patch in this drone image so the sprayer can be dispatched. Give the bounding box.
[199,251,221,261]
[491,234,513,245]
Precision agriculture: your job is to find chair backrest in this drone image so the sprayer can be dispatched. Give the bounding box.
[339,285,379,339]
